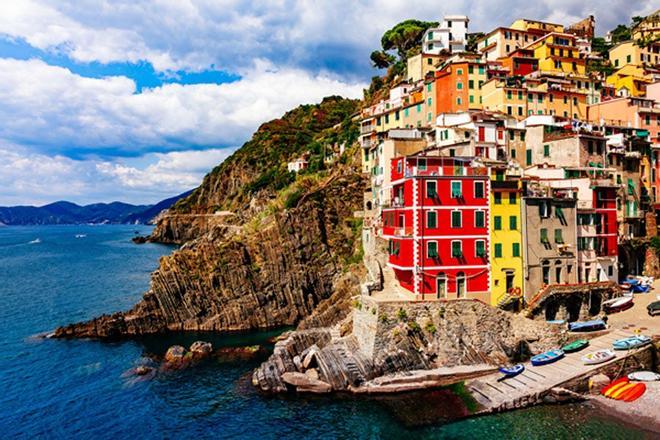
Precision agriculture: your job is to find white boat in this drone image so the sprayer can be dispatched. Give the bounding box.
[28,238,41,244]
[75,234,87,238]
[602,296,633,313]
[581,349,616,365]
[628,371,660,382]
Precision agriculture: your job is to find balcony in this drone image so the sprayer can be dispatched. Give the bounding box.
[360,125,376,135]
[403,165,488,178]
[491,180,518,190]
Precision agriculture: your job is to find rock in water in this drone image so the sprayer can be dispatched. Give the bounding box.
[281,372,332,393]
[189,341,213,359]
[165,345,186,363]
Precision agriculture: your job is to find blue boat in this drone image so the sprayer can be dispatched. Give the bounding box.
[568,319,606,332]
[631,284,650,293]
[531,349,564,366]
[612,335,652,351]
[623,278,641,286]
[498,364,524,377]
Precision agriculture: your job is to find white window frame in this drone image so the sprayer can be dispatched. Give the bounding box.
[426,210,437,229]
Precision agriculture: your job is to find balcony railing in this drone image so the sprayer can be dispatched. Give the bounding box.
[403,165,488,178]
[360,125,375,135]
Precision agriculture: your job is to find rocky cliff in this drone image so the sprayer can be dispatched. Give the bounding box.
[54,96,366,339]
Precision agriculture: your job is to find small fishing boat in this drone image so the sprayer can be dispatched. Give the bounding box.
[561,339,589,353]
[498,364,524,377]
[28,238,41,244]
[631,284,650,294]
[602,296,633,314]
[613,335,651,350]
[628,371,660,382]
[647,300,660,316]
[567,319,606,333]
[582,349,616,365]
[546,319,565,325]
[531,349,564,366]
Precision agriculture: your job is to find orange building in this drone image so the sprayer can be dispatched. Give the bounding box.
[434,56,487,116]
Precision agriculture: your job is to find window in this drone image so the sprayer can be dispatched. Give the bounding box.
[518,107,523,116]
[451,181,462,198]
[528,93,533,102]
[468,65,474,74]
[451,210,462,228]
[388,240,400,256]
[543,144,550,157]
[479,66,484,74]
[507,90,512,100]
[474,181,485,198]
[526,149,532,165]
[428,31,434,40]
[507,106,512,115]
[494,192,502,204]
[554,228,563,244]
[427,83,432,92]
[509,192,517,204]
[427,241,438,258]
[427,211,437,228]
[469,80,474,89]
[542,261,550,285]
[512,242,520,257]
[540,228,549,243]
[457,69,463,75]
[509,216,517,230]
[517,91,522,100]
[457,82,463,90]
[475,210,485,228]
[426,180,437,198]
[427,98,432,106]
[539,202,550,218]
[451,240,462,258]
[469,95,474,103]
[476,240,486,257]
[418,158,427,171]
[555,266,562,284]
[494,216,502,230]
[494,243,502,258]
[627,54,631,64]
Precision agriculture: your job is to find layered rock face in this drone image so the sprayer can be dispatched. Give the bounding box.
[254,299,563,393]
[53,97,366,339]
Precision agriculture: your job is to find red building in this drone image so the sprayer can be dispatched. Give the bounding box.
[499,48,538,76]
[382,156,491,301]
[594,185,619,280]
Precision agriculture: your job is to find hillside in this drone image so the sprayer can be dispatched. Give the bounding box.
[55,96,367,338]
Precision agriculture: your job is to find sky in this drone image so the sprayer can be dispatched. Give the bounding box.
[0,0,656,206]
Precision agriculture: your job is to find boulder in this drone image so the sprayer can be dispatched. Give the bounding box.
[305,368,319,380]
[281,372,332,393]
[588,374,611,394]
[165,345,186,363]
[302,345,320,369]
[189,341,213,359]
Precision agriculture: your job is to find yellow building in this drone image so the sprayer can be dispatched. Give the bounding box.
[606,64,658,97]
[525,33,586,76]
[481,77,529,119]
[489,170,524,307]
[510,19,564,33]
[609,40,660,69]
[631,9,660,42]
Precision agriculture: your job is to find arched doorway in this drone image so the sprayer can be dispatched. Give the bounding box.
[456,272,466,298]
[436,273,447,299]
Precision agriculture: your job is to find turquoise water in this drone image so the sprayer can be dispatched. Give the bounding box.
[0,225,649,439]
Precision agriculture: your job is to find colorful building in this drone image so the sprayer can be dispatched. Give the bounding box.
[489,169,524,307]
[434,55,487,114]
[383,156,490,301]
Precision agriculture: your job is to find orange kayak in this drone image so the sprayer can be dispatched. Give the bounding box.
[601,377,628,396]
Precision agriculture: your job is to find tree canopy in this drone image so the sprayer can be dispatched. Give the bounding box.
[369,19,438,69]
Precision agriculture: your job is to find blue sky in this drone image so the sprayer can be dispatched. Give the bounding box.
[0,0,655,206]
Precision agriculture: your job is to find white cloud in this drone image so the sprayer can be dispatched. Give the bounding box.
[0,1,655,74]
[0,58,364,156]
[0,146,232,206]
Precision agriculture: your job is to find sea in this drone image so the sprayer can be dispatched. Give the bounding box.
[0,225,650,439]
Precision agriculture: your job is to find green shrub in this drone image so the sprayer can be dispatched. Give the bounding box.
[425,322,437,335]
[408,320,421,332]
[397,308,408,321]
[284,189,304,209]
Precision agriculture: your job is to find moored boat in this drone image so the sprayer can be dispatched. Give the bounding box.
[561,339,589,353]
[628,371,660,382]
[582,349,615,365]
[602,296,633,314]
[531,349,564,366]
[612,335,652,350]
[567,319,606,333]
[498,364,524,378]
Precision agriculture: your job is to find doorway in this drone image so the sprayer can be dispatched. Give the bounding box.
[456,272,466,298]
[436,274,447,299]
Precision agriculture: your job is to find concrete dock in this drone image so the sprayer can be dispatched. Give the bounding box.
[466,329,655,413]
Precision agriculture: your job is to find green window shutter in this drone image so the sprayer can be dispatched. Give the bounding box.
[476,240,485,257]
[452,241,462,258]
[555,206,564,219]
[521,131,526,141]
[451,211,462,228]
[428,242,438,258]
[494,216,502,230]
[494,193,502,204]
[509,192,517,204]
[469,80,474,89]
[494,243,502,258]
[627,178,634,195]
[526,149,532,165]
[468,65,474,74]
[475,182,484,198]
[507,90,512,100]
[451,181,462,198]
[475,210,485,228]
[543,144,550,157]
[540,228,548,243]
[509,216,517,230]
[427,211,437,228]
[512,243,520,257]
[426,181,436,198]
[554,228,563,243]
